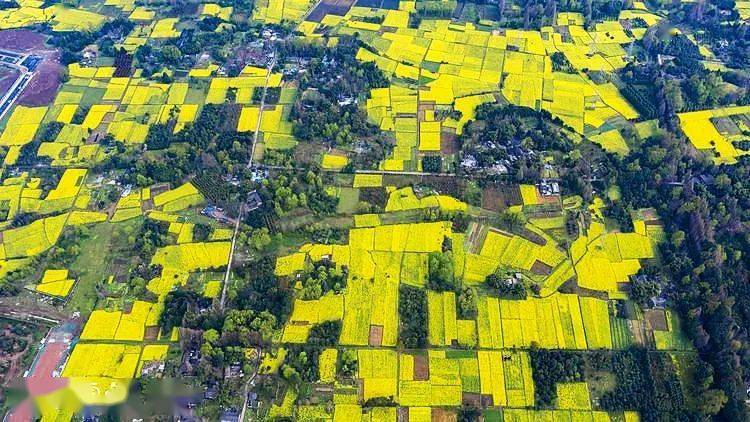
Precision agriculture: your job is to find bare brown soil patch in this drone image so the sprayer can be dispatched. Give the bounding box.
[432,408,456,422]
[398,407,409,422]
[144,326,159,341]
[517,226,546,246]
[640,208,659,220]
[141,198,154,211]
[418,102,435,111]
[462,392,482,407]
[530,260,552,276]
[645,220,663,227]
[481,184,522,212]
[413,355,429,381]
[149,183,170,197]
[539,193,560,205]
[645,309,668,331]
[440,131,458,154]
[368,325,383,346]
[480,187,505,212]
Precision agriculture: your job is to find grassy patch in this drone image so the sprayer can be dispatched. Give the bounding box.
[671,352,702,412]
[584,369,616,405]
[267,231,309,256]
[66,218,141,313]
[336,188,359,214]
[80,87,106,106]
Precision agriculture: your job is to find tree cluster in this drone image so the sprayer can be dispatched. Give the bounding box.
[256,170,338,217]
[460,104,575,181]
[427,251,455,291]
[529,348,585,407]
[282,37,389,149]
[299,261,348,300]
[234,256,292,324]
[399,285,428,348]
[485,271,527,300]
[614,121,750,420]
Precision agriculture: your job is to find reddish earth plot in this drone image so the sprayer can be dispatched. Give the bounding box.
[413,355,429,381]
[0,29,47,52]
[6,340,70,422]
[26,342,69,395]
[368,325,383,346]
[18,54,62,106]
[0,29,63,106]
[6,399,33,422]
[530,260,553,275]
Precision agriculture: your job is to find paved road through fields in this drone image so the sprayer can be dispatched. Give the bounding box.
[0,50,37,121]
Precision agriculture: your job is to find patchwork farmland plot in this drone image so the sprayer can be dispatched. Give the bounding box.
[297,9,646,170]
[0,62,285,168]
[678,105,750,164]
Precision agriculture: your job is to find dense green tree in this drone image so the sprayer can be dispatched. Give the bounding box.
[399,285,427,348]
[427,251,455,291]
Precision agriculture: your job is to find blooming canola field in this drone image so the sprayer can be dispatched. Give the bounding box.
[0,0,704,419]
